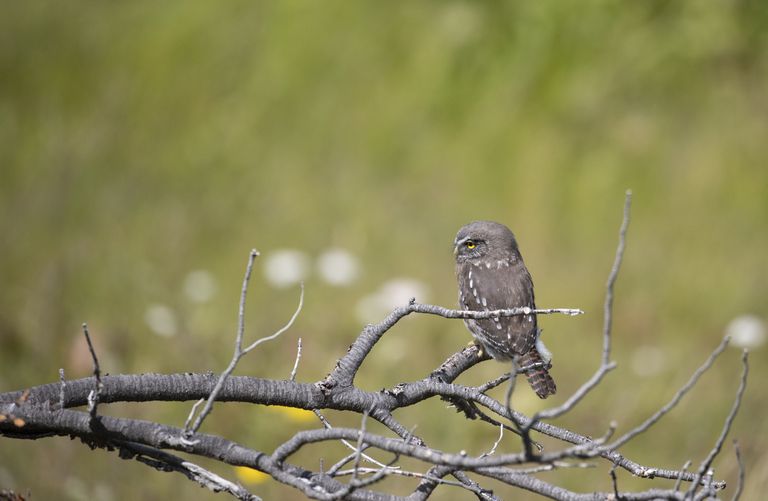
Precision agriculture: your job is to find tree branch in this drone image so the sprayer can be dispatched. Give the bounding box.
[0,193,747,500]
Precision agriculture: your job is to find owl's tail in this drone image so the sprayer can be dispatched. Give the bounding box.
[519,349,556,399]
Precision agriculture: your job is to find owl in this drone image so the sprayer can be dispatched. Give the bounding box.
[454,221,556,399]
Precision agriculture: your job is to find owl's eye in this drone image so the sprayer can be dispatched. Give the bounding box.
[465,241,476,249]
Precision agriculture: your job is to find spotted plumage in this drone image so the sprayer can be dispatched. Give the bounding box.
[454,221,556,399]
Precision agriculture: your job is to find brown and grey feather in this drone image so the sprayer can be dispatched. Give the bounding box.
[454,220,556,398]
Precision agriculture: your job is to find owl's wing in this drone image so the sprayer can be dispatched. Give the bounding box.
[458,259,537,356]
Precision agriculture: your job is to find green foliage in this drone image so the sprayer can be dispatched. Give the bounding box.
[1,1,766,499]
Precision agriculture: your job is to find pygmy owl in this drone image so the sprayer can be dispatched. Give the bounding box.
[454,221,556,399]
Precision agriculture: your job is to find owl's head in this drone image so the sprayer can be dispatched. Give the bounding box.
[453,220,519,263]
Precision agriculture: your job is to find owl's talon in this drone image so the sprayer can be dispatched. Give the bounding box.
[466,340,485,357]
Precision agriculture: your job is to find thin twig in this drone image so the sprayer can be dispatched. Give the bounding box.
[350,410,370,488]
[471,408,543,451]
[507,191,631,461]
[184,399,205,430]
[597,421,618,445]
[327,450,365,477]
[328,412,400,501]
[608,337,730,450]
[527,190,631,428]
[339,456,399,497]
[186,251,305,436]
[686,350,749,499]
[332,466,461,483]
[58,368,66,410]
[413,304,584,320]
[370,408,425,447]
[504,359,518,420]
[609,464,620,500]
[481,425,504,458]
[477,373,511,393]
[673,460,692,491]
[451,471,498,501]
[289,337,302,382]
[242,284,304,354]
[482,461,596,475]
[82,324,101,381]
[81,323,103,419]
[334,465,498,497]
[503,359,534,458]
[602,189,632,366]
[317,410,394,475]
[731,440,744,501]
[237,249,261,351]
[185,249,260,435]
[694,470,717,501]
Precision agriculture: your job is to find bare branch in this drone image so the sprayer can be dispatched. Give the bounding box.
[323,302,581,388]
[326,419,401,501]
[602,189,632,366]
[412,304,584,319]
[348,410,372,493]
[731,440,744,501]
[527,190,631,428]
[186,250,304,436]
[481,424,504,458]
[369,409,424,447]
[81,323,103,419]
[0,193,749,501]
[477,372,510,393]
[58,368,65,410]
[184,398,205,430]
[117,441,260,501]
[609,464,620,500]
[185,249,260,435]
[315,410,395,474]
[686,350,749,499]
[409,466,498,501]
[0,341,731,489]
[335,466,496,500]
[673,460,692,492]
[290,337,303,382]
[243,282,304,354]
[608,337,730,450]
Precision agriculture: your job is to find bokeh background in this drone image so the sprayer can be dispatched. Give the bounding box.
[1,1,766,499]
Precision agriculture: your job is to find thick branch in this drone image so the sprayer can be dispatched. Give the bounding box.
[0,403,394,501]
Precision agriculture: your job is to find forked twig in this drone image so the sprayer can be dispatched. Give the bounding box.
[186,250,304,435]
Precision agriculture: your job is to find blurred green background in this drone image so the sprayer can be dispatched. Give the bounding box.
[1,1,766,499]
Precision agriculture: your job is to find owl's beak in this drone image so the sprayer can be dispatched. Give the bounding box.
[453,236,468,256]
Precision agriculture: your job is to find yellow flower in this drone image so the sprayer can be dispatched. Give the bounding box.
[234,466,270,485]
[271,405,316,424]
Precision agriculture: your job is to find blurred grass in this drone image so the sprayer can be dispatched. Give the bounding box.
[1,1,767,499]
